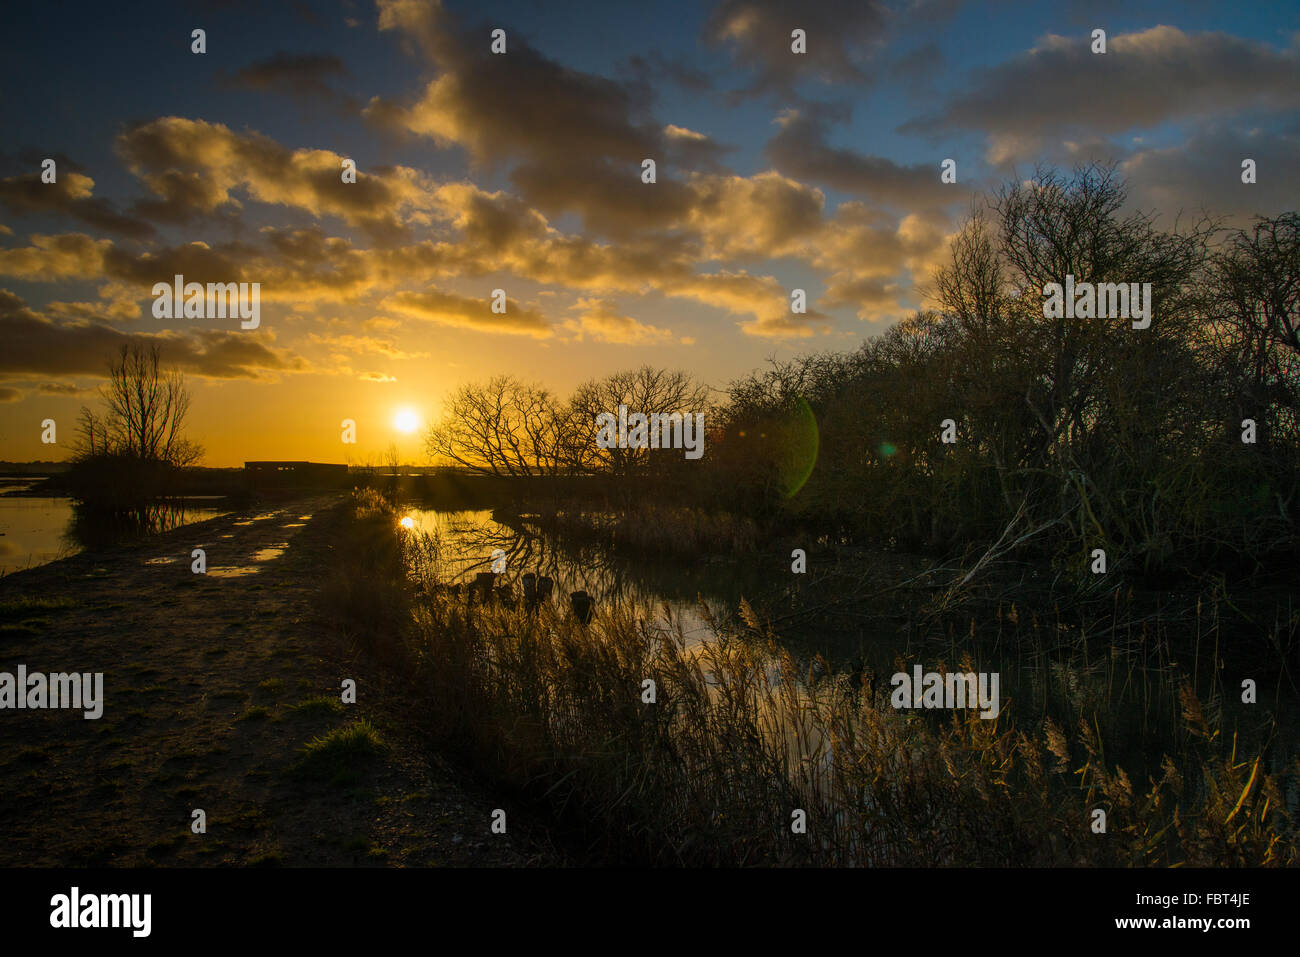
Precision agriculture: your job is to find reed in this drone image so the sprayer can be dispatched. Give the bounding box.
[336,492,1298,865]
[524,503,760,556]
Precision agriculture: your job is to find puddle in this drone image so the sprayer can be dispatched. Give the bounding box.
[235,513,280,526]
[252,545,287,562]
[281,523,306,528]
[206,567,260,578]
[297,515,313,521]
[144,557,177,565]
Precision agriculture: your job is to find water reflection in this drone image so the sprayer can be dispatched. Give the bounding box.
[0,493,228,575]
[205,566,261,579]
[67,500,226,550]
[401,506,1300,790]
[402,508,764,647]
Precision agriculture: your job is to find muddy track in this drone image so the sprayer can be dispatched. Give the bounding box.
[0,493,563,867]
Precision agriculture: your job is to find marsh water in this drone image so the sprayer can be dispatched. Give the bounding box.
[402,505,1300,804]
[3,486,1293,808]
[0,479,228,576]
[401,507,772,649]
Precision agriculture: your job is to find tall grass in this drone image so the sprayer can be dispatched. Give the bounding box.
[324,488,414,669]
[522,503,760,556]
[340,491,1298,866]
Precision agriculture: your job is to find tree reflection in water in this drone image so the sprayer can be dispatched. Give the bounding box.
[401,508,761,646]
[66,500,224,551]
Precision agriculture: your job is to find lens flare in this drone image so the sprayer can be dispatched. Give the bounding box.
[777,396,819,498]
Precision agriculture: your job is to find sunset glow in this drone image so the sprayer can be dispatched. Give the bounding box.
[394,409,420,434]
[2,0,1296,906]
[3,1,1291,470]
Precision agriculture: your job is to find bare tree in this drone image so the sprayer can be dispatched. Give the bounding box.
[73,343,202,467]
[568,366,712,477]
[73,406,110,459]
[993,165,1212,475]
[424,375,564,476]
[1204,213,1300,420]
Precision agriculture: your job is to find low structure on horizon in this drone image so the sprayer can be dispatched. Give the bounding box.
[243,461,350,488]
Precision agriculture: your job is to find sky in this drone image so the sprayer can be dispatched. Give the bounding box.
[1,0,1297,466]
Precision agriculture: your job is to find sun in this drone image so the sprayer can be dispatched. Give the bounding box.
[394,408,420,433]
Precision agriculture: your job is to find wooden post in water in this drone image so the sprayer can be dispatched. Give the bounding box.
[570,590,594,624]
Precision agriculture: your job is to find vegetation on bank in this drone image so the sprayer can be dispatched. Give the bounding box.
[334,489,1298,867]
[321,168,1300,865]
[66,343,203,509]
[420,165,1300,595]
[519,503,760,555]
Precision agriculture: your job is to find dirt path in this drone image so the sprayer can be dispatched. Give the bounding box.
[0,494,562,867]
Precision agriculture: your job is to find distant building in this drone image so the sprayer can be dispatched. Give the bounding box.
[243,461,350,488]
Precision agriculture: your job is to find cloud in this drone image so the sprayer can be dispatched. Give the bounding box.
[0,86,948,338]
[322,171,943,336]
[703,0,890,97]
[903,27,1300,163]
[563,298,675,344]
[0,233,111,280]
[620,51,716,94]
[415,178,847,336]
[801,205,953,320]
[116,116,441,242]
[307,331,431,359]
[381,288,553,338]
[0,169,155,239]
[360,5,944,323]
[1121,127,1300,224]
[0,289,305,379]
[674,270,829,338]
[225,52,355,108]
[99,233,379,307]
[367,0,701,237]
[663,124,737,171]
[0,386,20,402]
[819,275,909,320]
[38,382,94,396]
[508,159,696,238]
[685,170,825,259]
[0,158,942,339]
[369,2,659,165]
[45,283,142,322]
[765,108,961,208]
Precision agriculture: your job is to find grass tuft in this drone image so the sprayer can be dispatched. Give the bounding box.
[294,719,388,786]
